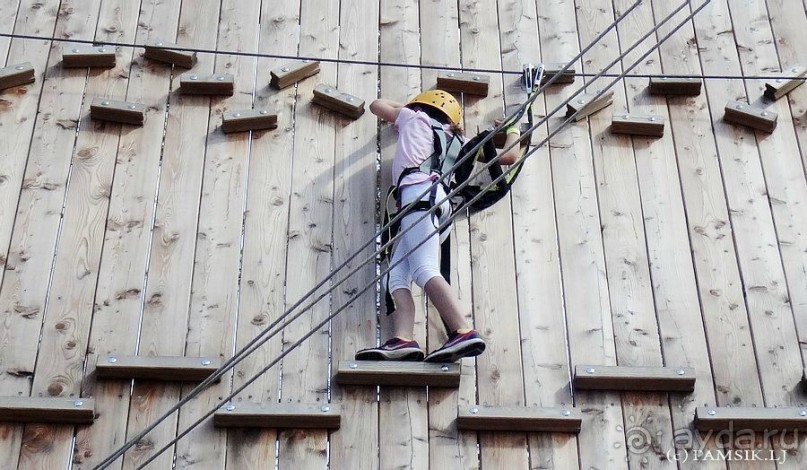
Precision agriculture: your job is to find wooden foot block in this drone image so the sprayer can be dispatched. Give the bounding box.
[0,62,35,91]
[648,76,702,96]
[0,397,94,424]
[179,72,234,95]
[764,65,806,100]
[456,405,582,433]
[566,90,614,121]
[723,101,777,133]
[270,60,320,89]
[436,71,489,96]
[143,41,197,68]
[695,407,807,431]
[540,63,576,85]
[312,84,365,119]
[333,360,460,387]
[214,403,341,429]
[90,98,146,125]
[62,46,116,68]
[95,355,221,381]
[610,113,665,137]
[573,365,695,392]
[221,109,278,133]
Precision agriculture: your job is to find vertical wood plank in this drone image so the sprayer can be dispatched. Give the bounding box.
[121,1,221,468]
[0,1,62,466]
[74,0,180,467]
[458,0,529,468]
[173,0,261,467]
[329,0,380,468]
[497,0,581,467]
[226,0,300,467]
[0,0,20,63]
[274,0,337,467]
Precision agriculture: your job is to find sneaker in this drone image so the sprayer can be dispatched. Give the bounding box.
[424,329,486,363]
[355,337,425,361]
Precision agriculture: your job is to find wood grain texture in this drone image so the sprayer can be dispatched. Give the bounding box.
[0,0,20,64]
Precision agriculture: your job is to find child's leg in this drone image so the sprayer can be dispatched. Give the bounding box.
[390,288,416,339]
[423,276,467,333]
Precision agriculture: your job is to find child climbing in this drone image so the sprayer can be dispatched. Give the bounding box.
[355,90,523,363]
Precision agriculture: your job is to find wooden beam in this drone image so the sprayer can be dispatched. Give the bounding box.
[221,109,278,133]
[61,46,116,68]
[456,405,582,433]
[213,403,341,429]
[269,60,320,89]
[723,101,778,133]
[695,407,807,431]
[0,62,35,91]
[312,84,365,119]
[648,76,702,95]
[95,355,221,381]
[90,98,146,125]
[436,71,489,96]
[540,63,576,85]
[565,89,614,121]
[179,72,235,96]
[610,113,665,137]
[0,397,95,424]
[333,360,460,387]
[492,122,531,148]
[764,65,806,100]
[573,365,696,392]
[143,41,197,68]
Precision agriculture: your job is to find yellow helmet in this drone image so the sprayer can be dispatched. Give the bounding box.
[407,90,462,125]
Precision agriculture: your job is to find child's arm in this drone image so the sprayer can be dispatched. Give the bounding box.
[369,99,404,122]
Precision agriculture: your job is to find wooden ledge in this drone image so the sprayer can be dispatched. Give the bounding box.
[95,355,221,381]
[0,397,95,424]
[540,63,576,85]
[312,84,365,119]
[456,405,582,433]
[573,365,695,392]
[565,90,614,121]
[436,71,489,96]
[143,41,197,68]
[214,403,341,429]
[270,60,320,89]
[0,62,35,91]
[648,76,702,96]
[723,101,777,133]
[90,98,146,126]
[695,407,807,431]
[610,113,665,137]
[333,360,460,387]
[62,46,116,68]
[221,109,278,133]
[764,65,805,100]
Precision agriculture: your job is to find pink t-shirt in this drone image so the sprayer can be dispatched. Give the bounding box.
[392,107,458,187]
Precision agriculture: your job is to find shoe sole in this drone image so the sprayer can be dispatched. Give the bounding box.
[424,339,486,363]
[355,349,425,361]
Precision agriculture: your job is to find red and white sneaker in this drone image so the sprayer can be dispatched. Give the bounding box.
[355,337,425,361]
[424,329,486,363]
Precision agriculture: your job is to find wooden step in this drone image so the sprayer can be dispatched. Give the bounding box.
[648,76,702,96]
[610,113,665,137]
[764,64,805,100]
[436,71,489,96]
[722,101,778,133]
[695,407,807,431]
[0,397,95,424]
[312,84,365,119]
[95,355,221,381]
[456,405,582,433]
[90,98,146,126]
[573,365,695,392]
[333,360,460,387]
[0,62,35,91]
[62,46,116,68]
[565,90,614,121]
[143,41,197,68]
[214,403,341,429]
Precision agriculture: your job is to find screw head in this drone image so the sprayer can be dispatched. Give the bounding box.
[190,75,198,80]
[448,73,455,77]
[128,105,136,109]
[676,369,685,375]
[347,97,354,102]
[561,409,571,416]
[233,113,241,117]
[800,410,807,417]
[792,67,800,73]
[72,48,80,53]
[201,359,211,365]
[469,406,479,414]
[623,114,630,119]
[776,79,783,84]
[660,76,668,80]
[473,76,480,81]
[649,116,657,122]
[108,357,118,363]
[349,362,358,369]
[736,104,744,110]
[281,67,289,72]
[586,367,595,374]
[259,110,268,115]
[15,65,24,70]
[226,405,236,411]
[577,99,585,104]
[101,101,110,106]
[761,111,768,117]
[320,405,330,412]
[325,88,333,93]
[74,400,84,406]
[156,42,163,46]
[217,76,225,81]
[707,409,717,416]
[99,48,107,53]
[440,365,450,372]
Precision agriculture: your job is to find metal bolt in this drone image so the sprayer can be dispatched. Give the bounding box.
[108,357,118,363]
[320,405,330,412]
[776,79,783,84]
[101,101,110,106]
[448,73,455,77]
[792,67,800,73]
[586,367,595,374]
[440,365,449,372]
[190,75,198,80]
[623,114,630,119]
[761,112,769,117]
[201,359,211,366]
[736,104,744,110]
[128,105,136,110]
[325,88,333,93]
[217,76,225,81]
[349,362,358,369]
[99,48,107,53]
[226,405,236,411]
[660,76,668,80]
[800,410,807,417]
[469,406,479,414]
[15,65,24,70]
[259,110,268,115]
[649,117,657,122]
[676,369,685,375]
[74,400,84,407]
[156,42,163,46]
[561,409,571,416]
[347,97,354,102]
[233,113,241,117]
[577,99,585,104]
[707,409,716,416]
[72,48,81,53]
[473,76,480,81]
[281,67,289,72]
